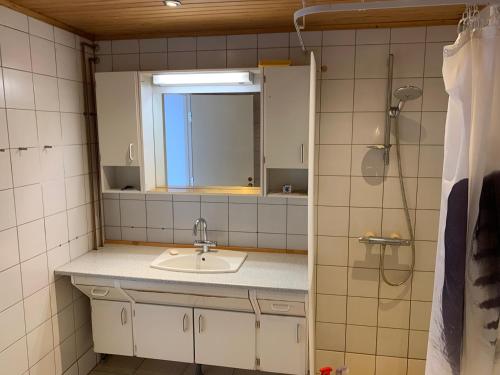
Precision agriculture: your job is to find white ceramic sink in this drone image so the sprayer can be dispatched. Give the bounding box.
[150,248,247,273]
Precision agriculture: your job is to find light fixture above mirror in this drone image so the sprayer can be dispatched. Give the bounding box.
[152,71,254,86]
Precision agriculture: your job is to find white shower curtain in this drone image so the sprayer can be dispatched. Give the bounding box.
[427,5,500,375]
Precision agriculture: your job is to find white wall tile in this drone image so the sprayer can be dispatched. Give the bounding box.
[376,356,407,375]
[0,151,13,190]
[346,325,376,354]
[37,111,62,147]
[258,204,286,233]
[318,176,350,206]
[318,145,351,175]
[67,206,87,240]
[139,38,167,53]
[258,33,289,48]
[322,46,355,79]
[197,50,226,69]
[0,336,28,375]
[0,265,22,311]
[287,205,307,235]
[168,51,196,70]
[391,27,426,43]
[24,286,51,333]
[200,202,228,231]
[17,219,46,262]
[355,45,389,79]
[28,18,54,40]
[323,30,355,46]
[227,49,257,68]
[426,25,457,42]
[354,79,387,111]
[0,26,32,71]
[30,36,57,75]
[318,206,349,236]
[20,253,48,297]
[317,236,348,266]
[377,328,409,357]
[319,113,352,145]
[3,69,35,110]
[227,34,257,49]
[33,74,59,111]
[168,37,196,52]
[120,199,146,227]
[422,77,448,111]
[54,27,75,47]
[47,244,70,283]
[356,28,390,44]
[0,189,16,231]
[0,6,28,31]
[140,53,167,70]
[6,109,38,148]
[0,109,8,148]
[321,80,354,112]
[0,302,26,352]
[26,319,53,366]
[14,184,44,225]
[391,43,425,78]
[257,232,286,249]
[42,179,67,216]
[61,113,84,145]
[58,79,83,113]
[197,35,226,50]
[420,112,446,145]
[0,228,19,271]
[10,148,40,187]
[347,296,378,326]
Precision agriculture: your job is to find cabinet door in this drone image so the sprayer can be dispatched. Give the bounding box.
[95,71,141,166]
[133,304,194,363]
[264,66,310,169]
[91,300,133,356]
[259,315,307,375]
[194,309,256,369]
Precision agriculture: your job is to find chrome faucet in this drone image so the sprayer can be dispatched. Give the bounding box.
[193,218,217,253]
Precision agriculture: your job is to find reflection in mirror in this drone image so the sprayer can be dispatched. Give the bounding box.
[164,93,260,188]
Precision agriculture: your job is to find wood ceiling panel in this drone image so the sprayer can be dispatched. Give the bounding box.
[3,0,463,40]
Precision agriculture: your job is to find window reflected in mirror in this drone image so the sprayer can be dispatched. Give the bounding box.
[162,93,261,189]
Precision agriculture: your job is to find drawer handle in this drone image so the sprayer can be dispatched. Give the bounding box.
[271,303,291,312]
[296,323,300,343]
[183,313,188,332]
[90,287,109,297]
[129,143,134,161]
[198,314,204,333]
[121,307,127,325]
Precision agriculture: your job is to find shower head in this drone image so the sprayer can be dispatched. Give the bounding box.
[393,85,423,113]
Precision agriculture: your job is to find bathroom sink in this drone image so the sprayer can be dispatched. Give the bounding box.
[150,248,247,273]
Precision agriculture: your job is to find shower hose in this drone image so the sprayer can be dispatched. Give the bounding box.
[380,117,416,286]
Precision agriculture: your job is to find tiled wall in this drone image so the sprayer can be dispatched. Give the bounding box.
[0,6,99,375]
[96,24,454,375]
[103,193,308,250]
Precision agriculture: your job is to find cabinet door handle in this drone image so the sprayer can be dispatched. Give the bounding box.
[183,313,188,332]
[198,314,204,333]
[121,307,127,325]
[129,143,134,161]
[300,144,304,164]
[296,323,300,343]
[90,287,109,298]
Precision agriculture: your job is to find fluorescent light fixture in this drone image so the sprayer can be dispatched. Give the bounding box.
[153,72,254,86]
[164,0,181,7]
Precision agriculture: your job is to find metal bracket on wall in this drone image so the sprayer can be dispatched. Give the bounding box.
[293,0,497,52]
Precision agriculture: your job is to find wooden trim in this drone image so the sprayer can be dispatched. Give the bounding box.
[104,239,307,255]
[0,0,93,40]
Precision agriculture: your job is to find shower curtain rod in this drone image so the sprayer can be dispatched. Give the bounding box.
[294,0,498,51]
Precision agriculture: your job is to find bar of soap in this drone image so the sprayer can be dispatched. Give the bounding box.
[169,249,179,255]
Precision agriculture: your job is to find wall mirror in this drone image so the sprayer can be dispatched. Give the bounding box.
[140,69,262,195]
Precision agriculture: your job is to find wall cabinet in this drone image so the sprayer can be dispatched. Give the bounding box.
[95,72,141,167]
[263,66,310,170]
[259,315,307,375]
[194,308,256,369]
[91,299,133,356]
[133,304,194,362]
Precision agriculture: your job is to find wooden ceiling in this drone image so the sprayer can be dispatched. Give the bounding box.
[2,0,464,40]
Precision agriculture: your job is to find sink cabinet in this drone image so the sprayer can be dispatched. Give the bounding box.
[194,308,256,369]
[78,279,307,374]
[91,299,134,356]
[133,304,194,362]
[259,315,307,374]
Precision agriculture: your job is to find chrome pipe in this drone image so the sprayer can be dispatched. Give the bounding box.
[358,236,411,247]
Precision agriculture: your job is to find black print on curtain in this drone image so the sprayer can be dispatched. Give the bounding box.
[442,172,500,375]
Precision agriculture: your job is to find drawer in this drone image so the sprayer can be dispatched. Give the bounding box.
[75,284,128,302]
[258,299,305,316]
[125,289,254,312]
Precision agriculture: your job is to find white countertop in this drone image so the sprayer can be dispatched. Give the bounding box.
[55,245,308,292]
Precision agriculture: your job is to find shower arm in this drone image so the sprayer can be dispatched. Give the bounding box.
[293,0,496,52]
